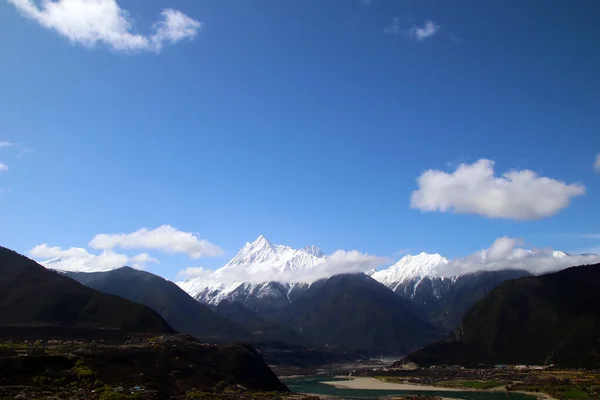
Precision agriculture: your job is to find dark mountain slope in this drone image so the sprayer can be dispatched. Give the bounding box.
[404,264,600,368]
[66,267,251,342]
[393,269,532,331]
[280,274,444,356]
[0,247,173,335]
[214,300,311,346]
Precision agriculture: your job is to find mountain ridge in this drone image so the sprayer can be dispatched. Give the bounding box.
[65,267,252,342]
[0,246,174,336]
[403,263,600,368]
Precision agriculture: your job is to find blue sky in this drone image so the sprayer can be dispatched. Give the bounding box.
[1,0,599,279]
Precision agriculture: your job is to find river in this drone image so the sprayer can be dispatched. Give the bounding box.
[282,377,538,400]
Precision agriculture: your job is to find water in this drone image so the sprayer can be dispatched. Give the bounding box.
[283,377,537,400]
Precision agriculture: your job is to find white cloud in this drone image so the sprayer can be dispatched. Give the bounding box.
[0,141,16,148]
[130,252,159,269]
[7,0,201,53]
[485,236,523,262]
[0,163,8,172]
[177,266,213,280]
[594,153,600,173]
[319,250,389,278]
[30,244,130,272]
[435,237,600,277]
[409,20,440,41]
[89,225,223,259]
[411,159,586,220]
[29,244,159,272]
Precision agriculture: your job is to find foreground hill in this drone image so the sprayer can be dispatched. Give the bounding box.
[403,263,600,368]
[66,267,251,342]
[0,247,173,336]
[0,334,289,399]
[280,274,443,356]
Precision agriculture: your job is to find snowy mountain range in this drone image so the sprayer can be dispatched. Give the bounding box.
[371,252,451,292]
[176,235,593,317]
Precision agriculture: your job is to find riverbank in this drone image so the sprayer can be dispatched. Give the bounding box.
[321,377,462,391]
[356,366,599,400]
[322,377,558,400]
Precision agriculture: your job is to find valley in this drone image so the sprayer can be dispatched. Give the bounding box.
[2,242,600,399]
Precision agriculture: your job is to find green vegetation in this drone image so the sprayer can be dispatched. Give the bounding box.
[31,376,52,385]
[98,391,141,400]
[0,342,31,350]
[437,380,506,389]
[562,389,590,399]
[374,369,600,400]
[507,375,599,400]
[214,380,229,392]
[186,390,283,400]
[186,391,216,400]
[72,359,95,379]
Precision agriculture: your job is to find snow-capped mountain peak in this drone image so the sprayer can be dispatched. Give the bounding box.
[179,235,328,304]
[303,244,325,257]
[371,252,450,287]
[552,250,568,258]
[242,234,276,253]
[218,235,326,276]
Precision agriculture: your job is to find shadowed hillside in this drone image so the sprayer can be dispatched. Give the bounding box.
[403,264,600,369]
[0,247,173,336]
[280,274,443,356]
[214,300,310,345]
[66,267,251,342]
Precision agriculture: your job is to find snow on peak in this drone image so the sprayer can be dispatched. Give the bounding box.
[303,244,325,257]
[178,235,328,299]
[552,250,568,258]
[249,234,274,250]
[215,235,326,278]
[371,252,449,286]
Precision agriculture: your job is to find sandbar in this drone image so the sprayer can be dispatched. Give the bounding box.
[320,377,461,391]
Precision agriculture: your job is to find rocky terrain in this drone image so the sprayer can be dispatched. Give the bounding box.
[0,334,289,399]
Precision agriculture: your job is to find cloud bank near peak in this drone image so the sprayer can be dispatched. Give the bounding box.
[29,244,157,272]
[436,236,600,277]
[7,0,201,53]
[411,159,585,220]
[30,225,221,273]
[89,225,223,259]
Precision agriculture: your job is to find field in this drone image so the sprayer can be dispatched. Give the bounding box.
[367,368,600,400]
[0,335,294,400]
